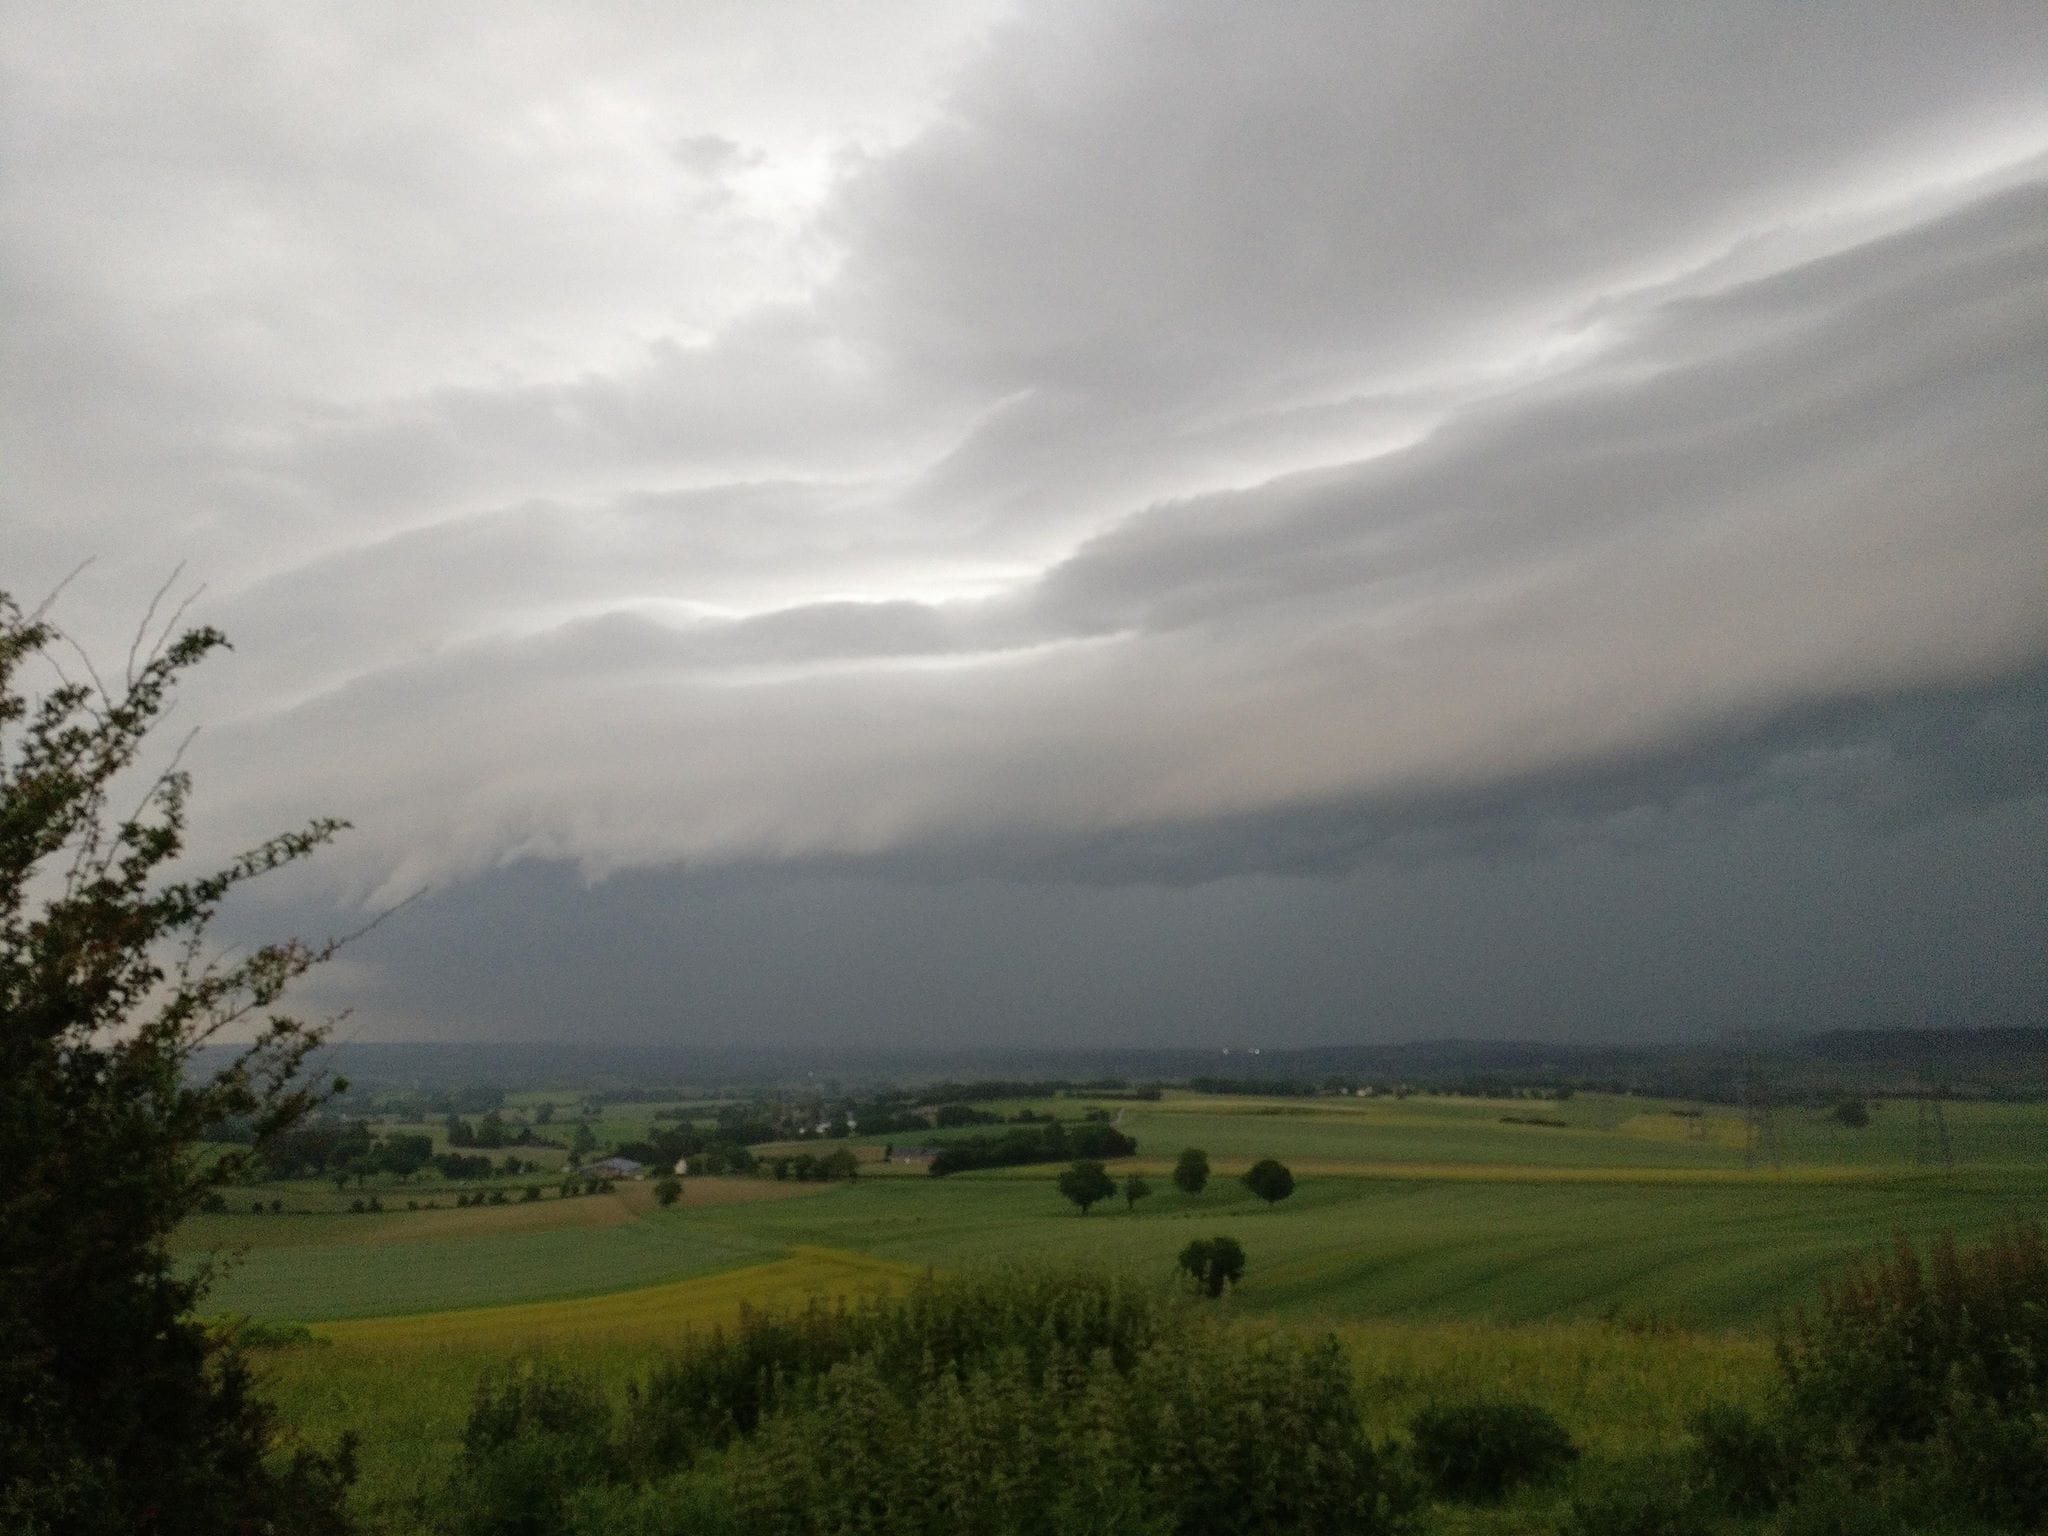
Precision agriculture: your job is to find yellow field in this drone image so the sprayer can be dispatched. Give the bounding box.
[1337,1316,1773,1456]
[314,1245,925,1351]
[1614,1110,1750,1151]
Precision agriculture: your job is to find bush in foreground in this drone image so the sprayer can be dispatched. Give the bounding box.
[448,1269,1415,1536]
[0,591,356,1534]
[1681,1221,2048,1532]
[1406,1397,1579,1502]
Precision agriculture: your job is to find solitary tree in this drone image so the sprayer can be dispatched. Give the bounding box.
[653,1176,683,1207]
[1242,1158,1295,1206]
[1058,1158,1116,1215]
[1177,1236,1247,1298]
[1123,1172,1152,1212]
[0,588,359,1532]
[1173,1147,1211,1196]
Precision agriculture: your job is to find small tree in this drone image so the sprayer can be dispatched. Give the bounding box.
[0,588,358,1532]
[1058,1159,1116,1215]
[1123,1172,1152,1212]
[1243,1158,1295,1205]
[1173,1147,1210,1195]
[1832,1099,1870,1129]
[653,1176,682,1207]
[1178,1236,1246,1297]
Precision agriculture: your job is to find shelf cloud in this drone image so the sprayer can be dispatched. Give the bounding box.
[7,2,2045,1043]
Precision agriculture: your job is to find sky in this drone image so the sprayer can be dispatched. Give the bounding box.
[5,2,2046,1052]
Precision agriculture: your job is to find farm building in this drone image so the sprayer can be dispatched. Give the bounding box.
[583,1155,645,1178]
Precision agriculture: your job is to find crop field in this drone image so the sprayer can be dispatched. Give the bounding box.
[257,1255,1779,1535]
[190,1091,2046,1329]
[200,1206,782,1320]
[197,1087,2042,1533]
[316,1245,922,1350]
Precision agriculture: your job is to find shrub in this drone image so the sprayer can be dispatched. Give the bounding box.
[1778,1221,2048,1458]
[563,1474,737,1536]
[626,1268,1173,1470]
[1689,1401,1796,1515]
[1772,1467,1913,1536]
[652,1177,681,1208]
[1406,1398,1579,1501]
[1172,1147,1209,1195]
[442,1359,620,1536]
[1560,1465,1714,1536]
[721,1315,1412,1536]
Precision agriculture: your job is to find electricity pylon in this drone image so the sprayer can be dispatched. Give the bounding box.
[1914,1063,1953,1173]
[1738,1044,1781,1172]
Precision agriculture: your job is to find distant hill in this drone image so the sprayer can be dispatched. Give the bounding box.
[191,1025,2045,1103]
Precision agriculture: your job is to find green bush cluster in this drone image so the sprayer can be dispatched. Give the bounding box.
[1678,1220,2048,1532]
[433,1268,1414,1536]
[927,1120,1136,1175]
[724,1321,1413,1536]
[1406,1397,1578,1501]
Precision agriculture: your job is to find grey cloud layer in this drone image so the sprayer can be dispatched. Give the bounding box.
[7,2,2047,910]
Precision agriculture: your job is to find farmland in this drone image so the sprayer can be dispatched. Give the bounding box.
[191,1088,2045,1326]
[175,1083,2045,1532]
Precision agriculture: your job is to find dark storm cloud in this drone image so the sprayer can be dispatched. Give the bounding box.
[7,3,2047,1043]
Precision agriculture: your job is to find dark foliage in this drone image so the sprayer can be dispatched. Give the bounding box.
[0,590,357,1534]
[764,1148,859,1183]
[1177,1236,1246,1298]
[1778,1222,2047,1463]
[440,1360,620,1536]
[1187,1076,1319,1097]
[1560,1463,1715,1536]
[1406,1398,1579,1501]
[1059,1159,1117,1214]
[928,1120,1136,1175]
[1241,1157,1295,1205]
[1688,1402,1797,1515]
[723,1322,1415,1536]
[1172,1147,1210,1195]
[489,1269,1419,1536]
[1681,1221,2048,1531]
[933,1102,1002,1127]
[623,1268,1175,1471]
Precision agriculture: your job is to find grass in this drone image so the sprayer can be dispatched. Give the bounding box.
[257,1256,1775,1536]
[314,1245,922,1350]
[260,1247,922,1533]
[217,1087,2046,1534]
[200,1205,785,1320]
[190,1091,2047,1328]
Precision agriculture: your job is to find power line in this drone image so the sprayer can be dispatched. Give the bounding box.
[1738,1043,1781,1172]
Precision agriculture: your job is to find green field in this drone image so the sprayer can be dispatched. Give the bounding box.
[192,1090,2046,1328]
[191,1087,2041,1533]
[257,1252,1780,1534]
